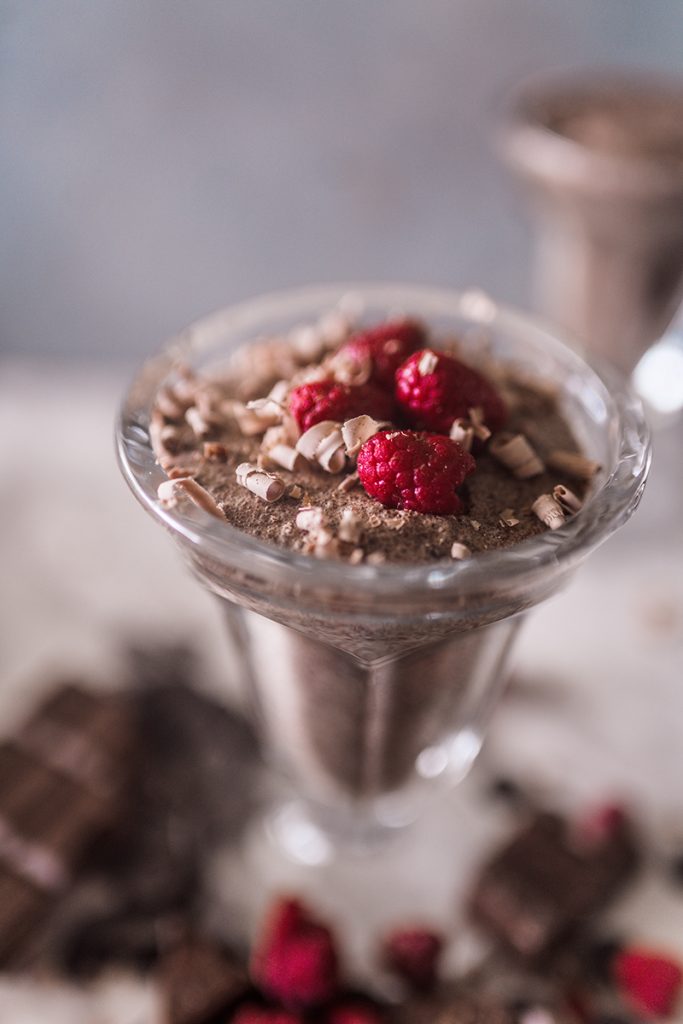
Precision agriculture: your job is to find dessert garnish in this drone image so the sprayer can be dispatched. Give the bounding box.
[150,310,596,561]
[356,431,476,515]
[382,926,444,992]
[394,349,507,433]
[339,317,426,389]
[250,897,340,1010]
[613,948,683,1018]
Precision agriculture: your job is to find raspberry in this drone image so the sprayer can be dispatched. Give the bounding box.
[232,1006,304,1024]
[572,803,630,851]
[341,319,426,390]
[614,948,683,1017]
[251,897,339,1010]
[394,350,507,434]
[357,430,475,515]
[382,927,444,991]
[289,381,394,433]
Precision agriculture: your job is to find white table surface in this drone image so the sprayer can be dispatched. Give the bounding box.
[1,360,682,1020]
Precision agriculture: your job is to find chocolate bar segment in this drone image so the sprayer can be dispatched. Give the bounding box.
[470,813,639,959]
[0,684,132,966]
[158,937,250,1024]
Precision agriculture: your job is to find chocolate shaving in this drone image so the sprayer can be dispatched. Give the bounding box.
[296,420,346,473]
[185,406,213,439]
[490,433,544,479]
[450,542,472,560]
[337,472,359,493]
[547,449,601,480]
[553,484,583,514]
[338,509,363,544]
[468,406,492,442]
[499,508,520,527]
[156,385,189,420]
[296,506,325,532]
[326,347,372,386]
[203,442,228,461]
[341,414,389,456]
[449,418,475,452]
[158,478,223,518]
[418,349,439,375]
[268,444,305,472]
[531,493,566,531]
[235,463,286,503]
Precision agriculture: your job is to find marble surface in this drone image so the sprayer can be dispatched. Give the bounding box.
[1,360,683,1017]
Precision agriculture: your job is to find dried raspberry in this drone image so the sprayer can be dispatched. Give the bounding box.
[395,349,507,434]
[613,948,682,1017]
[251,897,339,1010]
[341,319,426,390]
[232,1005,304,1024]
[357,430,475,515]
[327,999,386,1024]
[382,927,444,992]
[289,381,395,433]
[572,803,630,852]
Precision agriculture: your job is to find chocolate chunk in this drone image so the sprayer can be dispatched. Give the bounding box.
[0,685,132,966]
[0,871,50,965]
[61,907,186,977]
[158,938,250,1024]
[396,991,514,1024]
[470,813,639,959]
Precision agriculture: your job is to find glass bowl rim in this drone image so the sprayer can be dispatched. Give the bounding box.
[116,281,651,601]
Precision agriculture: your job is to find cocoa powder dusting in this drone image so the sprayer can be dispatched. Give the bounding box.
[152,332,588,564]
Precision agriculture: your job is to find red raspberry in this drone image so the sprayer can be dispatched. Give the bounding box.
[614,948,683,1018]
[395,350,507,434]
[357,430,475,515]
[289,380,395,433]
[232,1006,304,1024]
[251,897,339,1010]
[572,803,630,851]
[341,319,426,390]
[382,927,444,992]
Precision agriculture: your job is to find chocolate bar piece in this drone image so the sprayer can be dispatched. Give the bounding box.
[396,990,514,1024]
[158,938,250,1024]
[0,684,131,966]
[470,813,639,959]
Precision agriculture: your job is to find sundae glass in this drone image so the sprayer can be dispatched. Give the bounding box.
[117,284,650,859]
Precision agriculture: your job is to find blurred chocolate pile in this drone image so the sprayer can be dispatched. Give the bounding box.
[0,645,261,974]
[0,652,681,1023]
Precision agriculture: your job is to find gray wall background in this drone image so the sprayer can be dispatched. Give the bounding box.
[2,0,683,363]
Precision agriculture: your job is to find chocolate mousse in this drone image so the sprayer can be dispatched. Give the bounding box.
[149,307,596,564]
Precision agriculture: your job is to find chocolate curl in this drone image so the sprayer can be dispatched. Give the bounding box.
[185,406,213,439]
[547,449,601,480]
[158,477,223,518]
[468,406,492,442]
[156,384,190,420]
[149,411,184,467]
[267,444,305,473]
[490,432,544,479]
[553,484,583,515]
[337,472,359,493]
[449,418,475,452]
[296,506,325,532]
[326,347,372,386]
[418,349,439,375]
[246,379,289,416]
[341,414,389,456]
[531,494,566,531]
[450,542,472,560]
[296,420,346,474]
[235,463,286,503]
[338,509,363,544]
[499,508,520,528]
